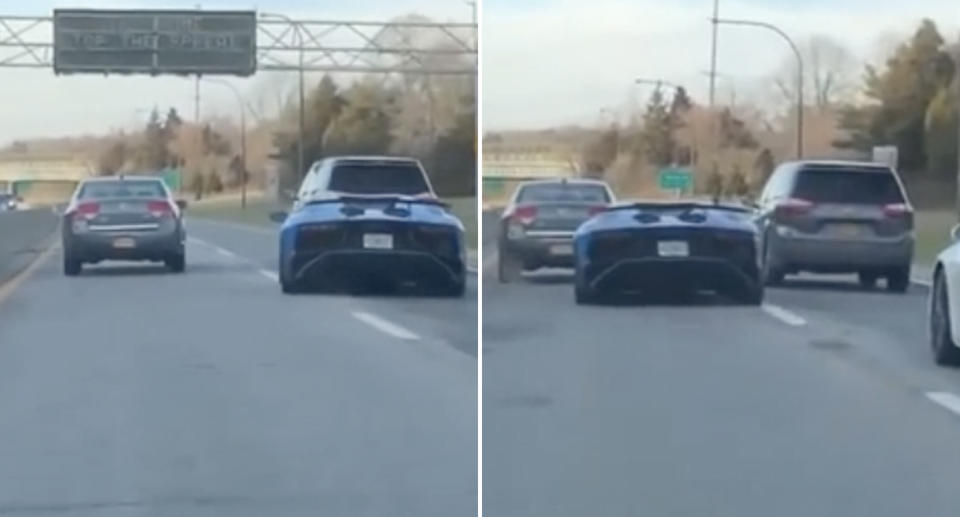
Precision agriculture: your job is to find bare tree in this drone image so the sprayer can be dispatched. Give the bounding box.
[773,35,858,111]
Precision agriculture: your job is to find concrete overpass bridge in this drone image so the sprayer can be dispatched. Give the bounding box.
[0,157,93,204]
[482,145,580,207]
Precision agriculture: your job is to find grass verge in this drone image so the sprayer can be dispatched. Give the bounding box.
[188,193,478,250]
[916,209,955,266]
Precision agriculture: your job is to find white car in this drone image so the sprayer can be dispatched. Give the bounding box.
[929,224,960,365]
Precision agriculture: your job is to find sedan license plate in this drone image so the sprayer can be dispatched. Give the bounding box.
[549,244,573,256]
[657,240,689,257]
[112,238,136,249]
[363,233,394,250]
[829,223,866,238]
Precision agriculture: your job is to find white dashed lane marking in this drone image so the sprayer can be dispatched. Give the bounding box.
[352,311,421,341]
[761,304,807,327]
[926,392,960,417]
[259,269,279,282]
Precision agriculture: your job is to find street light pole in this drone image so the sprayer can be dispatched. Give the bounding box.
[261,12,306,179]
[203,78,248,209]
[713,17,804,158]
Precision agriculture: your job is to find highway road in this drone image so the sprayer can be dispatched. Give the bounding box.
[482,214,960,517]
[0,218,477,517]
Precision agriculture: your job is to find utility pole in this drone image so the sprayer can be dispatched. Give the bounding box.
[194,76,200,123]
[709,0,719,108]
[714,18,804,158]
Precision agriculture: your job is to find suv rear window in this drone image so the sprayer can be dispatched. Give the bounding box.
[79,180,167,199]
[518,183,610,203]
[792,168,905,204]
[328,162,431,196]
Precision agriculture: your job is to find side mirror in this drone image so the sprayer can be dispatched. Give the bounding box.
[951,224,960,242]
[269,211,288,223]
[175,199,188,210]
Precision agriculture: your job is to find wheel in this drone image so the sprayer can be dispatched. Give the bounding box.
[498,244,523,283]
[761,239,785,286]
[886,266,910,293]
[63,254,81,276]
[858,271,878,289]
[440,279,466,298]
[281,277,303,294]
[734,283,765,306]
[165,252,186,273]
[574,277,599,305]
[931,271,960,366]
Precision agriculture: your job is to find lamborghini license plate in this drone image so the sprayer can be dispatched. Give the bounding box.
[363,233,394,250]
[657,240,689,257]
[112,238,136,249]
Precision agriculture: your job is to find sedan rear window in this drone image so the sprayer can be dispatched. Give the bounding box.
[518,183,610,203]
[328,163,431,196]
[79,180,167,199]
[792,169,905,204]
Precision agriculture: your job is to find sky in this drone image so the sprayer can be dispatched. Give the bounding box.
[0,0,472,146]
[482,0,960,131]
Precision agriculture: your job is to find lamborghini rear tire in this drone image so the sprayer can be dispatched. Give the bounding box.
[575,281,599,305]
[735,283,765,306]
[441,279,466,298]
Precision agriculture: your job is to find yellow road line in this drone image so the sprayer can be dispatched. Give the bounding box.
[0,241,57,306]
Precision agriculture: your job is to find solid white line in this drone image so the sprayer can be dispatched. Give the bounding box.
[912,277,933,287]
[259,269,279,282]
[351,311,421,340]
[215,247,235,258]
[925,391,960,417]
[761,304,807,326]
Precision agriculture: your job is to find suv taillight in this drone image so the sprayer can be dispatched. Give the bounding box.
[882,203,911,218]
[774,198,813,217]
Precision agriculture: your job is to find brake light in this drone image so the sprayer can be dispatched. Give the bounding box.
[883,203,911,218]
[512,205,538,225]
[147,201,173,217]
[775,198,813,216]
[74,202,100,219]
[588,205,607,216]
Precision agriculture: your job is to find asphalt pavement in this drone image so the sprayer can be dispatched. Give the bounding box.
[483,242,960,516]
[0,218,477,517]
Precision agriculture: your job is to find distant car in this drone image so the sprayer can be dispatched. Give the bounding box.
[756,160,913,292]
[497,178,615,282]
[273,156,467,296]
[928,225,960,366]
[61,176,187,276]
[573,200,763,305]
[0,193,18,211]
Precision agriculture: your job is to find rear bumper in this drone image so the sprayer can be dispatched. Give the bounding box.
[64,227,183,261]
[770,231,913,271]
[502,234,576,267]
[583,257,760,293]
[286,249,465,286]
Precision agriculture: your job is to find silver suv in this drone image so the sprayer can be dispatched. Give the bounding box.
[756,160,913,292]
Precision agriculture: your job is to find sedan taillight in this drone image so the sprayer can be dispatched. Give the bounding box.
[74,202,100,220]
[511,205,538,225]
[148,201,174,218]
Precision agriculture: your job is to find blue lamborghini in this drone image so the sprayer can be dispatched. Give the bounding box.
[271,156,467,296]
[572,200,764,305]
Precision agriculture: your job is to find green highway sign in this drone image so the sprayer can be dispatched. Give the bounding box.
[658,167,693,191]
